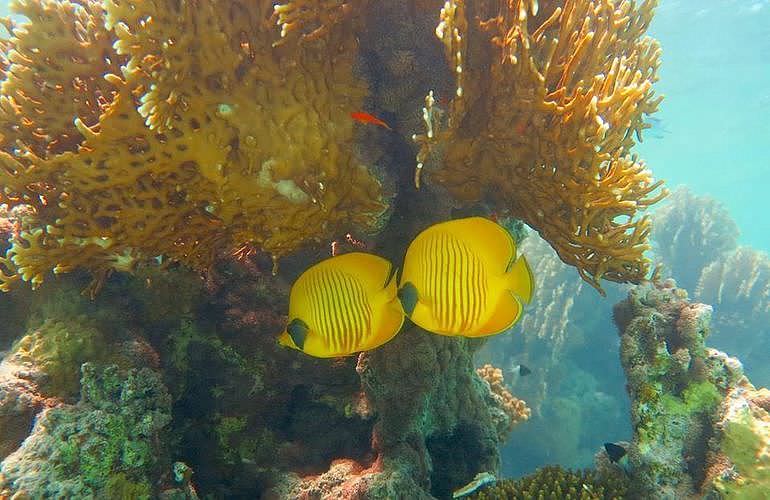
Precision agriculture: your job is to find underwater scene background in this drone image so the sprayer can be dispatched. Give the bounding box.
[0,1,768,499]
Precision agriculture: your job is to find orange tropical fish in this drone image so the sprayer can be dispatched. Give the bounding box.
[350,111,392,131]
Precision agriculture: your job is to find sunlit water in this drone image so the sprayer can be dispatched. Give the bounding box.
[640,0,770,252]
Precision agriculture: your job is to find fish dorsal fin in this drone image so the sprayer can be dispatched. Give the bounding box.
[436,217,516,275]
[320,252,393,292]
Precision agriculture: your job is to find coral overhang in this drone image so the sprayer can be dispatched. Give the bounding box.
[0,0,387,291]
[417,0,666,293]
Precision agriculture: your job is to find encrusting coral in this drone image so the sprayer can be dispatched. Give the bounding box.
[613,279,770,499]
[0,363,172,498]
[415,0,666,293]
[0,0,387,292]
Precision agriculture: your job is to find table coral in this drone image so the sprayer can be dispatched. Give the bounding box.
[415,0,666,293]
[0,0,387,291]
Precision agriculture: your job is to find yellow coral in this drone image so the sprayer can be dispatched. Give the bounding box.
[416,0,667,293]
[0,0,387,291]
[477,363,531,436]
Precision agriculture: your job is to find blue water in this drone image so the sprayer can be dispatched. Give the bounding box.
[639,0,770,252]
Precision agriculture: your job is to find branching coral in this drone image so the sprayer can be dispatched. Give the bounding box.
[0,0,387,291]
[476,363,531,437]
[415,0,666,293]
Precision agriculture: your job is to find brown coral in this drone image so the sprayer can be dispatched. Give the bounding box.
[0,0,387,291]
[416,0,666,293]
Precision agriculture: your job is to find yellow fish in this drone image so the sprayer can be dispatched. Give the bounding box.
[398,217,533,337]
[278,252,404,358]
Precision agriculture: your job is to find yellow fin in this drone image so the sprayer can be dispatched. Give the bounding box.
[474,293,522,337]
[440,217,516,273]
[506,255,534,304]
[326,252,393,292]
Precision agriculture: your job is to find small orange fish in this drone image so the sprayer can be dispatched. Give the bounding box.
[351,111,392,131]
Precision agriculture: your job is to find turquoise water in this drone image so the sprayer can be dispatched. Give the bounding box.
[640,0,770,252]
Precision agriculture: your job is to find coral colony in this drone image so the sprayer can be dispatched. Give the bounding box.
[0,1,767,499]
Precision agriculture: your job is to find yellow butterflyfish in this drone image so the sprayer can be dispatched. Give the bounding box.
[278,252,405,358]
[398,217,534,337]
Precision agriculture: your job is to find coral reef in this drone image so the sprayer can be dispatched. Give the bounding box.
[0,1,671,498]
[650,188,739,293]
[696,247,770,386]
[613,280,770,499]
[276,327,529,499]
[613,281,722,497]
[466,465,629,499]
[8,317,108,398]
[708,376,770,498]
[416,0,666,292]
[0,352,57,460]
[0,0,386,291]
[476,233,630,475]
[0,363,172,498]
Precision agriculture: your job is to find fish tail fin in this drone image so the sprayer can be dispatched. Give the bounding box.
[505,255,534,304]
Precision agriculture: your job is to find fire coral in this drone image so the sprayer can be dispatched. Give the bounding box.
[0,0,386,291]
[416,0,667,293]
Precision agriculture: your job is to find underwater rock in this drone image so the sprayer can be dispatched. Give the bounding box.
[271,325,526,499]
[706,371,770,498]
[0,363,172,498]
[0,354,56,461]
[613,280,770,499]
[8,317,109,399]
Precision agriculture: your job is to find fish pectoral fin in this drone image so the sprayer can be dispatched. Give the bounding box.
[287,318,310,350]
[475,292,522,336]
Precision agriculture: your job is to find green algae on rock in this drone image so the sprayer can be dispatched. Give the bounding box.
[9,317,108,398]
[0,364,172,498]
